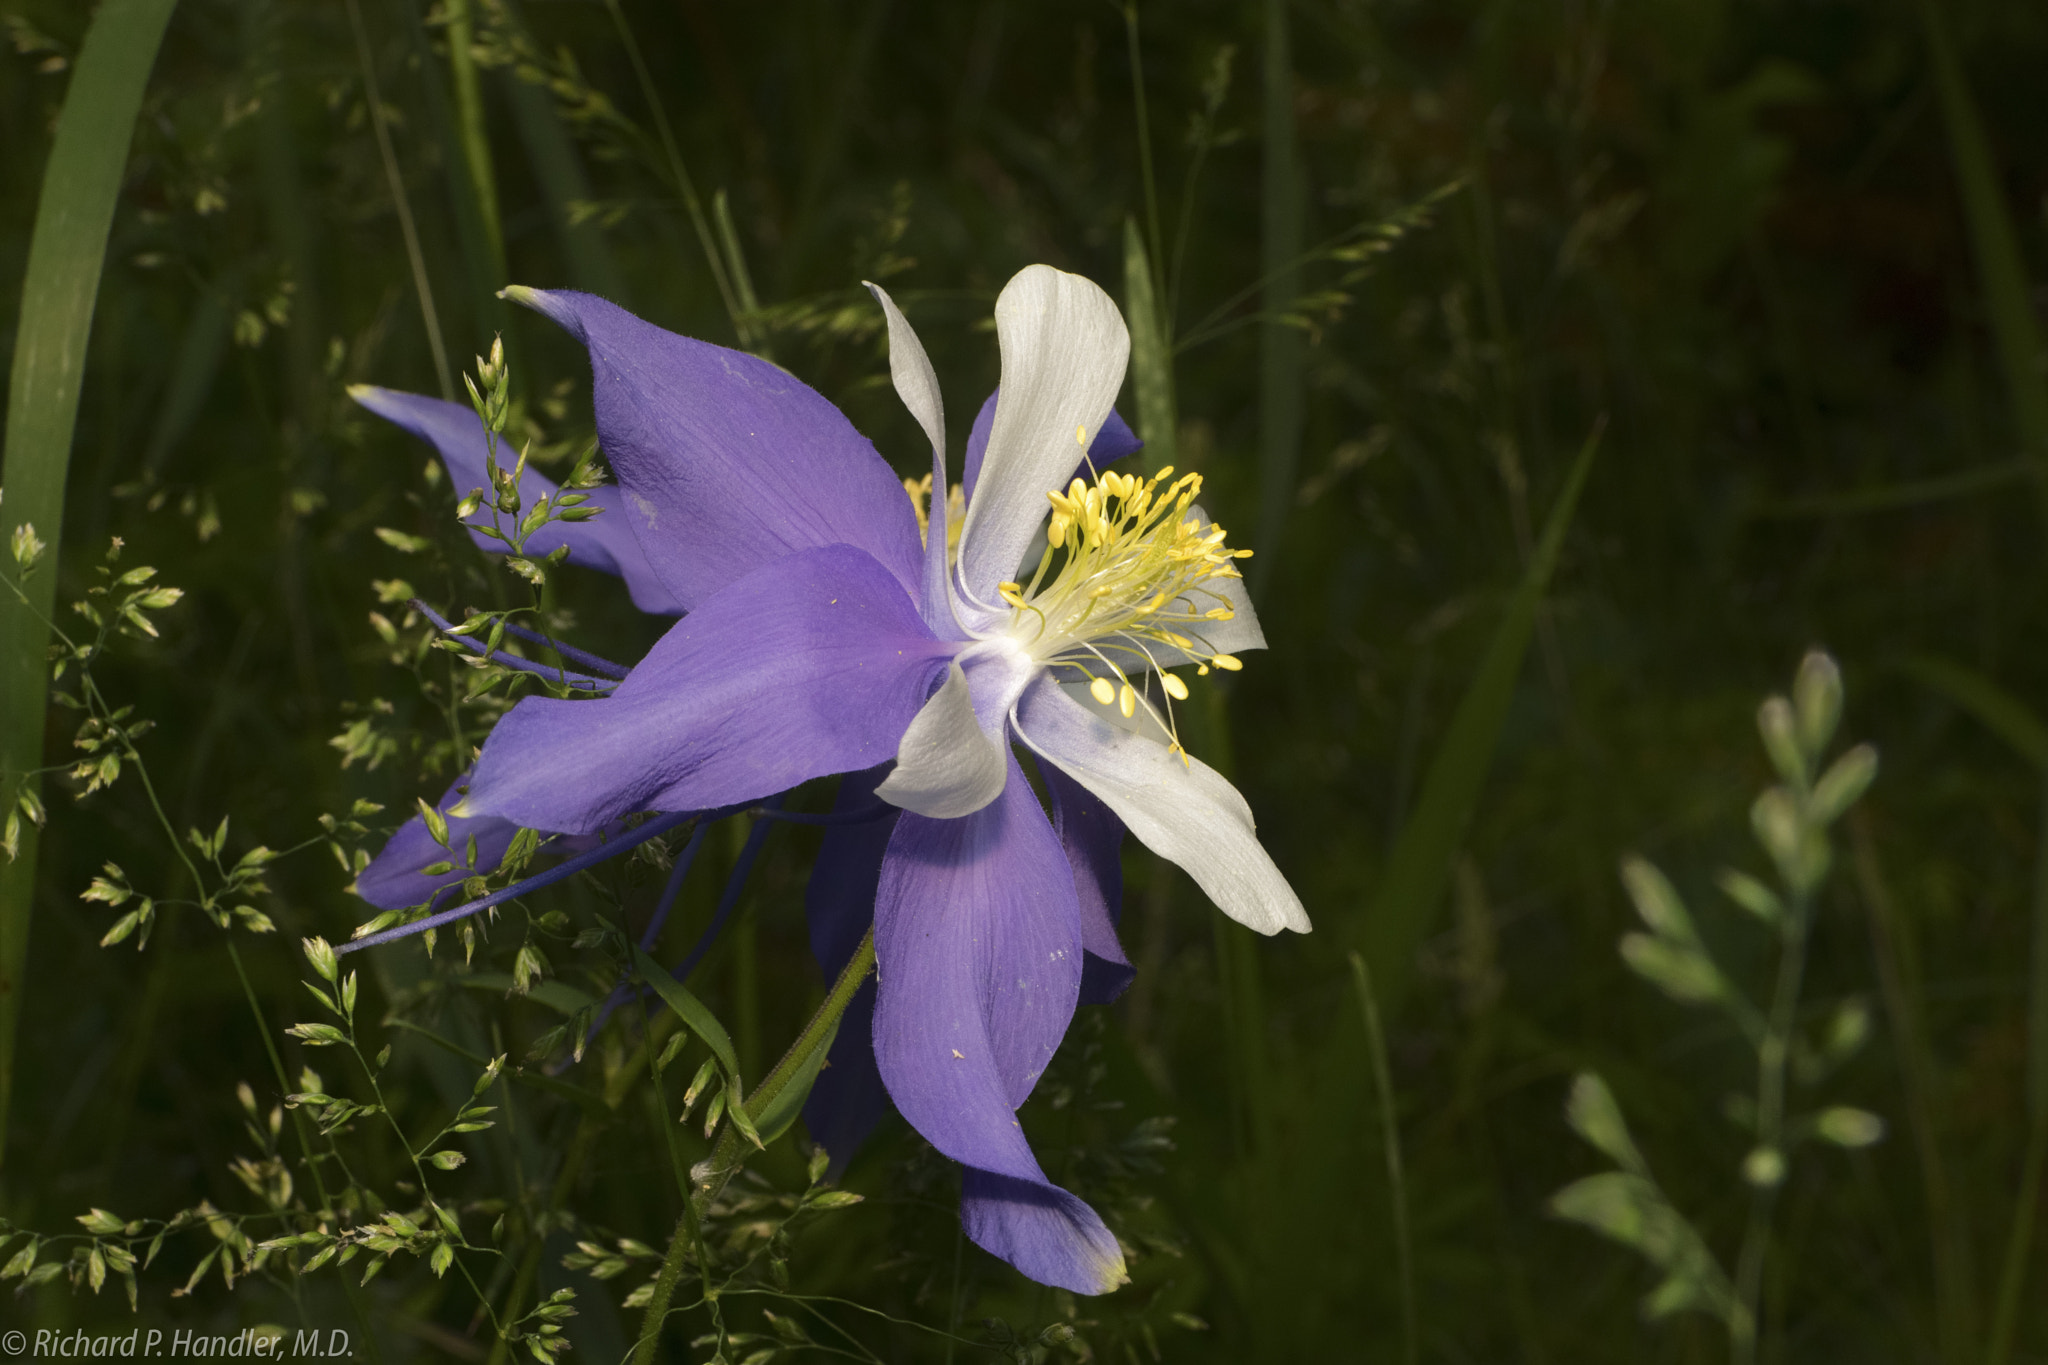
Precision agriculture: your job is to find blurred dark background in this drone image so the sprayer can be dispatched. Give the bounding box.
[4,0,2048,1359]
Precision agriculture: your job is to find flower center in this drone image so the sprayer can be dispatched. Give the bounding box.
[996,466,1249,744]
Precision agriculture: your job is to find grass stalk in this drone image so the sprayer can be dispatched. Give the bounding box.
[1251,0,1305,598]
[1357,422,1601,1018]
[1851,811,1973,1359]
[0,0,180,1168]
[1986,767,2048,1365]
[444,0,507,277]
[1917,0,2048,479]
[599,0,745,341]
[1119,3,1167,303]
[345,0,454,400]
[1350,952,1419,1365]
[1731,890,1812,1365]
[1917,8,2048,1354]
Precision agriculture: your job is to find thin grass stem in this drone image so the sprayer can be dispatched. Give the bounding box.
[599,0,746,341]
[1350,951,1418,1365]
[345,0,454,400]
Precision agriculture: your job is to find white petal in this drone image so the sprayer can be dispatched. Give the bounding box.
[958,266,1130,607]
[866,282,945,458]
[1054,680,1173,743]
[1012,678,1310,936]
[876,661,1006,818]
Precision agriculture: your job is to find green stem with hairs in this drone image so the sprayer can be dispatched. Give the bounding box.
[631,929,877,1365]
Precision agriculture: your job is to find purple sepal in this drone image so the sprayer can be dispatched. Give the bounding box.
[462,545,950,834]
[350,386,682,616]
[352,775,514,911]
[1043,762,1134,1006]
[959,1169,1126,1296]
[352,773,610,911]
[801,767,898,1174]
[872,753,1126,1294]
[962,391,1143,506]
[509,289,926,613]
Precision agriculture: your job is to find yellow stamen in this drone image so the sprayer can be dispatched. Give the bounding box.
[1003,465,1250,755]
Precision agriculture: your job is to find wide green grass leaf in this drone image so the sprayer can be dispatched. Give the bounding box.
[0,0,180,1158]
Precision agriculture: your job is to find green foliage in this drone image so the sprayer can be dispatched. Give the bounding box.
[1554,653,1883,1359]
[7,1,2048,1361]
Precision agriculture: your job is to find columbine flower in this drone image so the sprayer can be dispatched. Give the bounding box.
[358,265,1309,1293]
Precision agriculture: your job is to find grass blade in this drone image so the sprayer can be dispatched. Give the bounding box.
[0,0,180,1165]
[1251,0,1305,598]
[1919,0,2048,472]
[1853,813,1976,1358]
[502,57,627,301]
[345,0,453,399]
[1917,12,2048,1353]
[1349,951,1418,1365]
[1122,217,1177,473]
[444,0,507,278]
[1355,422,1602,1017]
[1898,653,2048,769]
[632,945,738,1078]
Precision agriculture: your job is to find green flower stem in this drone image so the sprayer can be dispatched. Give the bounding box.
[632,928,877,1365]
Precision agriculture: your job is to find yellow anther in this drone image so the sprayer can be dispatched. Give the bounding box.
[998,462,1251,755]
[1076,423,1088,446]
